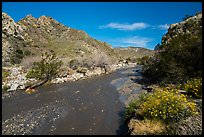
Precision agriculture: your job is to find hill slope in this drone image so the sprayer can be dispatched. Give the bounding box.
[2,12,154,67]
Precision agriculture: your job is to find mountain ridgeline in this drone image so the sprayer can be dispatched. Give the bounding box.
[155,12,202,50]
[2,13,154,67]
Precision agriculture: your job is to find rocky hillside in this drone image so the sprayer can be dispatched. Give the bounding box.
[2,12,155,67]
[2,13,117,67]
[155,12,202,50]
[2,13,32,66]
[114,47,155,62]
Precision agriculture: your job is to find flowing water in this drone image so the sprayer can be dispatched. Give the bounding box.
[2,66,143,135]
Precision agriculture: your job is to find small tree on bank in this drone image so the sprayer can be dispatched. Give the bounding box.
[26,52,63,81]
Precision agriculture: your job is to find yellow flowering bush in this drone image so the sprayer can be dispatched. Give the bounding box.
[125,93,147,120]
[184,78,202,98]
[140,88,197,124]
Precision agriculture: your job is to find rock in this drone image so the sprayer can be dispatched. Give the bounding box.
[19,85,25,90]
[161,12,202,47]
[25,88,36,94]
[85,70,95,77]
[67,67,75,75]
[8,83,19,91]
[178,90,187,94]
[145,85,161,92]
[71,73,84,81]
[92,67,105,76]
[76,67,87,74]
[104,65,112,74]
[51,77,65,84]
[2,13,30,66]
[59,71,68,77]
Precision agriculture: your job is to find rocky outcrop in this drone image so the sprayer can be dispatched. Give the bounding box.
[2,66,37,92]
[160,12,202,48]
[2,13,30,66]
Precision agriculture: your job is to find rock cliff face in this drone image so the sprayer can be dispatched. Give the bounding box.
[2,13,31,66]
[159,12,202,48]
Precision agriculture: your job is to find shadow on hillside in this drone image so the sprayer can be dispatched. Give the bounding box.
[129,69,156,89]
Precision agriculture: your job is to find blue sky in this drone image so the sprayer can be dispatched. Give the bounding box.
[2,2,202,50]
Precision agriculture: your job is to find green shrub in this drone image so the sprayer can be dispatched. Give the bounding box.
[2,85,10,92]
[142,28,202,84]
[10,48,24,64]
[24,50,31,56]
[138,56,149,65]
[26,52,63,80]
[24,81,34,88]
[126,57,132,63]
[2,69,11,79]
[69,59,80,70]
[125,93,148,120]
[184,78,202,98]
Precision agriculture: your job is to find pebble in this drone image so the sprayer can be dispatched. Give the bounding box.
[89,128,92,131]
[2,100,69,135]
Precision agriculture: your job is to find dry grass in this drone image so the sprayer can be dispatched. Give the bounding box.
[129,119,166,135]
[20,56,41,69]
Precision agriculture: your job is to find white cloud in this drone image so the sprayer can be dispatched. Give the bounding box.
[158,24,170,30]
[111,36,152,48]
[99,22,149,31]
[122,36,152,47]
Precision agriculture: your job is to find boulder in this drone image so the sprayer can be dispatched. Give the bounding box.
[71,73,84,81]
[85,70,95,77]
[104,65,112,74]
[59,71,68,77]
[67,67,75,75]
[8,83,19,91]
[76,67,88,74]
[94,67,105,75]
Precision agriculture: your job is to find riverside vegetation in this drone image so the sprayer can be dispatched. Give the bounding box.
[125,12,202,135]
[2,12,153,93]
[2,11,202,135]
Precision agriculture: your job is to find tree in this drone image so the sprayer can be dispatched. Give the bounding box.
[86,52,111,68]
[154,43,161,50]
[26,52,63,81]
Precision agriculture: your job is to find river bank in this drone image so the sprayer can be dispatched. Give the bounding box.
[2,62,137,99]
[2,66,146,135]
